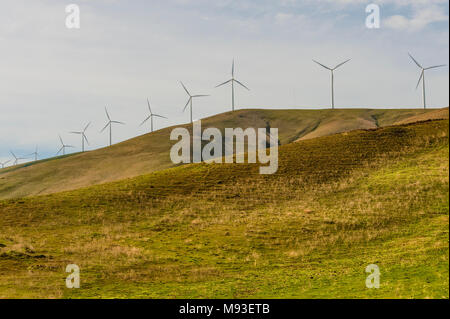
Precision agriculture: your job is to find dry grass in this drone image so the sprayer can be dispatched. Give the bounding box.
[1,108,444,200]
[0,119,448,298]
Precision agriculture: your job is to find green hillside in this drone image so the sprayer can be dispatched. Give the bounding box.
[0,108,443,200]
[0,118,448,298]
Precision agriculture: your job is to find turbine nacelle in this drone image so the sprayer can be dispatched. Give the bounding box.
[313,59,351,72]
[215,59,250,112]
[71,122,91,152]
[140,98,168,132]
[10,151,27,165]
[26,146,39,161]
[0,159,11,168]
[56,135,74,156]
[180,82,209,123]
[101,107,125,146]
[408,53,446,108]
[313,58,351,109]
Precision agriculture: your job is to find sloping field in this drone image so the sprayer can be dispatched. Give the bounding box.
[0,119,448,298]
[395,107,449,125]
[0,108,444,200]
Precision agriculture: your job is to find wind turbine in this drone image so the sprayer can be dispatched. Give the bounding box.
[180,82,209,123]
[313,58,351,109]
[101,107,125,146]
[56,134,74,156]
[215,59,250,111]
[10,151,27,166]
[140,99,167,132]
[1,160,11,168]
[408,53,446,109]
[27,146,39,161]
[70,122,91,152]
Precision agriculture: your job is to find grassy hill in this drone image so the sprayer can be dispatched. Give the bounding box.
[0,108,444,200]
[395,107,449,125]
[0,117,448,298]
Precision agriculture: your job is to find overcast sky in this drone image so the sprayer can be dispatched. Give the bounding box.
[1,0,449,163]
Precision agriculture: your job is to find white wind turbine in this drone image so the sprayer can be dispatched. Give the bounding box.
[1,159,11,169]
[101,107,125,146]
[313,58,351,109]
[70,122,91,152]
[215,59,250,111]
[27,146,39,161]
[180,82,209,123]
[56,135,74,156]
[10,151,27,165]
[408,53,446,109]
[140,98,167,133]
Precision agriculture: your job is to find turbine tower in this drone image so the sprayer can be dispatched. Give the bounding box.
[71,122,91,152]
[27,146,39,161]
[180,82,209,123]
[313,58,351,109]
[1,160,11,168]
[56,135,74,156]
[140,98,167,132]
[215,59,250,111]
[10,151,27,165]
[101,107,125,146]
[408,53,446,109]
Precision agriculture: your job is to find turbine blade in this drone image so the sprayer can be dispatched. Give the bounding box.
[59,134,64,145]
[215,79,232,88]
[153,114,167,119]
[425,64,446,70]
[112,121,125,125]
[408,53,422,69]
[193,95,209,98]
[180,81,190,96]
[10,151,17,159]
[140,116,151,126]
[70,131,82,134]
[183,98,191,112]
[105,107,111,120]
[83,122,91,132]
[83,134,90,145]
[147,98,152,114]
[232,59,235,77]
[56,147,63,155]
[416,70,424,89]
[100,122,110,133]
[313,60,331,70]
[234,79,250,91]
[333,59,351,70]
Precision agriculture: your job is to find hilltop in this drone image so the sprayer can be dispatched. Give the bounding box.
[0,117,448,298]
[0,108,445,200]
[395,107,449,125]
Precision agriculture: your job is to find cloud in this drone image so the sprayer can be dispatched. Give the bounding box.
[274,12,307,26]
[275,13,294,23]
[313,0,447,5]
[0,0,448,163]
[384,5,448,30]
